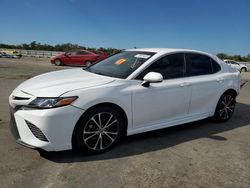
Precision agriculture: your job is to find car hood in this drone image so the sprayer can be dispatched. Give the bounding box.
[17,68,115,97]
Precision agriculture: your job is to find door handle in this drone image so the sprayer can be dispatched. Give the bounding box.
[180,82,190,87]
[216,77,224,82]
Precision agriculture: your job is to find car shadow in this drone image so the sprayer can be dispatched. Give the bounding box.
[40,102,250,163]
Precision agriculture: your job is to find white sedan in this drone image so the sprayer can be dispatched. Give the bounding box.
[223,59,248,72]
[9,48,241,153]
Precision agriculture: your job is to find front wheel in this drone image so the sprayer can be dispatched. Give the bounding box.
[73,106,124,153]
[54,59,62,66]
[213,92,236,122]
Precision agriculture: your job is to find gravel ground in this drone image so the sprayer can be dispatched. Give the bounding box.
[0,57,250,188]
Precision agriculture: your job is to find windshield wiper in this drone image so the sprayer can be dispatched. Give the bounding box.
[95,72,105,76]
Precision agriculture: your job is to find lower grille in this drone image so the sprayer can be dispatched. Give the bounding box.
[26,120,48,142]
[9,107,20,140]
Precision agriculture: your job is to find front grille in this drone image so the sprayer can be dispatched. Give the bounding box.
[25,120,48,142]
[9,106,20,140]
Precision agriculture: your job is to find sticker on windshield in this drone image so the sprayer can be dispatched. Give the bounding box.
[115,58,126,65]
[134,54,151,59]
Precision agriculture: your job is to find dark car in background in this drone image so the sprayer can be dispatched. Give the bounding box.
[51,50,106,66]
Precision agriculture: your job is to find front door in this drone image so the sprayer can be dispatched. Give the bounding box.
[131,53,191,128]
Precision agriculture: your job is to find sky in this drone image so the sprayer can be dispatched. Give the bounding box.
[0,0,250,55]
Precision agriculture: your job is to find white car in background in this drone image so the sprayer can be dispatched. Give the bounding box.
[9,48,240,154]
[223,59,248,72]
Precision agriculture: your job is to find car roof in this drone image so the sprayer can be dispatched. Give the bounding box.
[125,48,214,56]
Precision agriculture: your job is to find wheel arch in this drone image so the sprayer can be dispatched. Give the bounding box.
[213,88,237,121]
[71,102,128,149]
[222,88,238,97]
[241,67,247,72]
[213,88,237,116]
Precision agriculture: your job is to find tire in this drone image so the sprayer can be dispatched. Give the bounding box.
[241,67,247,72]
[213,92,236,122]
[73,106,124,154]
[54,59,62,66]
[85,61,92,67]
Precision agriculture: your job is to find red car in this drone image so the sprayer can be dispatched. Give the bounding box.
[91,50,107,60]
[51,50,101,66]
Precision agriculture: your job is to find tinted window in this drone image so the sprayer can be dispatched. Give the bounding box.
[66,51,77,55]
[137,53,185,80]
[186,53,212,76]
[211,59,221,73]
[77,51,88,55]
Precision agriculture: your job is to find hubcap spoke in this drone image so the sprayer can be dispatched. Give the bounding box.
[104,132,115,142]
[100,134,103,150]
[93,135,101,150]
[103,119,118,129]
[84,130,99,134]
[104,131,118,135]
[91,117,101,129]
[84,132,98,142]
[103,114,113,128]
[227,97,233,105]
[220,109,225,116]
[98,113,102,127]
[222,100,226,106]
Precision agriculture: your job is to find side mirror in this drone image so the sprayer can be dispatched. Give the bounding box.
[142,72,163,87]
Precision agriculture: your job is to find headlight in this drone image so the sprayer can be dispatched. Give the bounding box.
[28,96,78,109]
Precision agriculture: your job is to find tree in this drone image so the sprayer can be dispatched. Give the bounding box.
[217,53,228,60]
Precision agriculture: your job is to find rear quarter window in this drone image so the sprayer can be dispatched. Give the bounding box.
[210,59,221,73]
[186,53,221,76]
[186,53,213,76]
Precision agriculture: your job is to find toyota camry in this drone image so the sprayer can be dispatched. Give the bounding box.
[9,48,241,153]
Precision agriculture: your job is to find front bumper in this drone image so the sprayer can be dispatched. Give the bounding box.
[9,90,84,151]
[50,60,55,64]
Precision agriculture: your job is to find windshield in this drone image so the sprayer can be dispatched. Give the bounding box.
[85,51,155,79]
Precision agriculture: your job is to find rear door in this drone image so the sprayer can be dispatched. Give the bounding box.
[185,53,223,116]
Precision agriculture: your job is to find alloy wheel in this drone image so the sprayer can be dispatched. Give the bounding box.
[85,61,92,67]
[218,95,235,121]
[55,59,61,66]
[83,112,119,151]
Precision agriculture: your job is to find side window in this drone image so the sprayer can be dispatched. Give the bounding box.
[210,59,221,73]
[186,53,212,76]
[77,51,88,55]
[136,53,185,80]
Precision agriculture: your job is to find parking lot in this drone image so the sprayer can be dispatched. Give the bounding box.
[0,57,250,188]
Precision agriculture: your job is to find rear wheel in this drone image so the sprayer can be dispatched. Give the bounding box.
[214,92,236,122]
[55,59,62,66]
[241,67,247,72]
[85,61,92,67]
[73,106,124,154]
